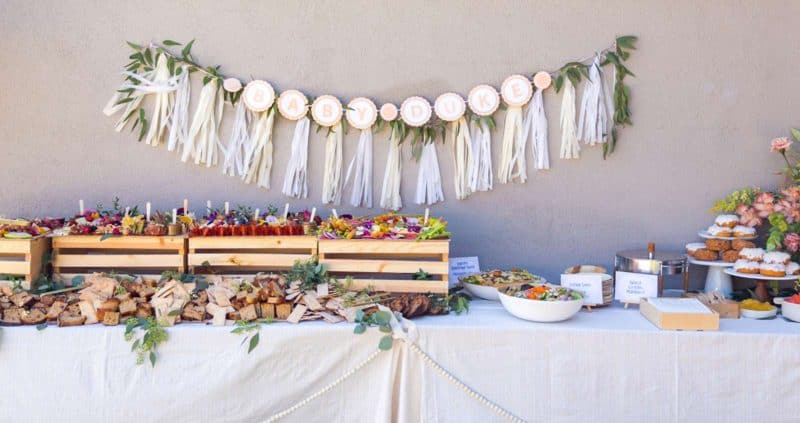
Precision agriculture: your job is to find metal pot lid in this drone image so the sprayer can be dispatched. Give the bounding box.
[615,249,686,265]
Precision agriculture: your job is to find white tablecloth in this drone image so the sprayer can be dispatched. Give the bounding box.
[1,301,798,423]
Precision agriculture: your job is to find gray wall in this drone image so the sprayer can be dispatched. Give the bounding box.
[1,0,797,287]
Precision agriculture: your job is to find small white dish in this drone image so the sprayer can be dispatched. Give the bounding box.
[497,290,583,323]
[461,283,500,301]
[698,231,756,241]
[741,308,778,319]
[781,301,800,322]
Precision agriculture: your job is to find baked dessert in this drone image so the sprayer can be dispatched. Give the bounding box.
[731,239,756,251]
[693,248,719,261]
[739,247,765,262]
[732,225,756,238]
[685,243,707,257]
[733,259,760,274]
[760,263,786,277]
[721,249,740,263]
[763,251,791,265]
[786,262,800,275]
[705,239,731,252]
[707,224,733,237]
[714,214,740,228]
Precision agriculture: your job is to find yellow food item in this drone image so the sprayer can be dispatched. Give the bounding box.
[740,299,775,311]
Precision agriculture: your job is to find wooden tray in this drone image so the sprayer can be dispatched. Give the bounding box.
[188,236,317,274]
[318,239,449,294]
[52,235,186,278]
[0,236,50,289]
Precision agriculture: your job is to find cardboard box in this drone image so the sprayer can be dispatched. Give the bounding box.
[640,298,719,331]
[683,293,740,319]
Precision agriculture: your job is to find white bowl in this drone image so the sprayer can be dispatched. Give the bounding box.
[782,301,800,322]
[498,291,583,322]
[741,308,777,319]
[461,283,500,300]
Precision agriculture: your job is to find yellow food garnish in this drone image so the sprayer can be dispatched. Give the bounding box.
[740,299,775,311]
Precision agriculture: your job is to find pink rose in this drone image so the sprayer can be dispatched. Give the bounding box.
[784,232,800,253]
[736,204,762,227]
[781,186,800,202]
[753,192,776,218]
[771,137,793,152]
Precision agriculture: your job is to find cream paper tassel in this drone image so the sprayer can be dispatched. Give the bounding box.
[103,59,178,134]
[281,117,311,198]
[321,122,344,205]
[415,138,444,205]
[344,128,373,208]
[221,100,251,177]
[167,66,191,153]
[498,107,526,183]
[577,55,613,146]
[559,79,580,159]
[380,127,403,210]
[182,79,224,167]
[525,89,549,170]
[143,54,174,147]
[469,120,493,192]
[243,108,276,189]
[450,117,473,200]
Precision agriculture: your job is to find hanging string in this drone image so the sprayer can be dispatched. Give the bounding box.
[182,79,224,167]
[525,89,549,170]
[380,126,403,210]
[166,66,191,153]
[321,122,344,205]
[344,128,374,208]
[577,54,613,146]
[281,117,311,198]
[469,120,493,192]
[450,117,473,200]
[559,79,580,159]
[415,137,444,205]
[221,100,252,177]
[243,108,276,188]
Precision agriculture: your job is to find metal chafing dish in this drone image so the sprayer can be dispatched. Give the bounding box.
[614,243,689,295]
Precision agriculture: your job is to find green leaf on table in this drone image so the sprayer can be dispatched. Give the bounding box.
[374,311,390,325]
[131,338,140,352]
[99,234,116,241]
[149,351,156,367]
[247,332,260,354]
[378,335,393,351]
[71,275,85,286]
[353,323,366,334]
[36,323,47,331]
[167,309,182,317]
[379,324,392,333]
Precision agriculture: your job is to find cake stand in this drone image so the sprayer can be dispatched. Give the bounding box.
[723,268,798,302]
[688,258,734,297]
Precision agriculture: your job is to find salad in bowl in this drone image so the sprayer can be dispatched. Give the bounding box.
[498,284,584,322]
[459,269,545,301]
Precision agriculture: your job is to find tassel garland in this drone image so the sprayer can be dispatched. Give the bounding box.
[167,66,191,152]
[450,117,473,200]
[415,138,444,205]
[524,89,549,170]
[469,120,493,192]
[221,100,251,177]
[182,79,224,167]
[281,117,311,198]
[321,122,344,205]
[559,79,580,159]
[142,54,174,147]
[380,127,403,211]
[243,108,276,189]
[498,107,526,183]
[344,128,374,208]
[577,55,613,146]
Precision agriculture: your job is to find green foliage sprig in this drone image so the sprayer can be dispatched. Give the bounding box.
[125,316,169,367]
[710,187,760,213]
[231,318,273,354]
[353,309,394,351]
[285,258,330,291]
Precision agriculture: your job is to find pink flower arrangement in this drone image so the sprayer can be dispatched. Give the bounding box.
[784,232,800,253]
[771,137,793,152]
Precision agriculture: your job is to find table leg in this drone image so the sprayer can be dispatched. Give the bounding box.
[703,265,733,297]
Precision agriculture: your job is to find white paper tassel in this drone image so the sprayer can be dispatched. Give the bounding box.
[321,122,344,205]
[380,127,403,210]
[450,117,473,200]
[221,100,251,177]
[524,89,549,170]
[143,54,174,147]
[498,107,526,184]
[104,58,179,134]
[469,120,493,192]
[281,117,311,198]
[559,79,580,159]
[415,139,444,205]
[243,108,276,189]
[344,129,373,208]
[577,55,613,145]
[167,66,191,152]
[182,79,224,167]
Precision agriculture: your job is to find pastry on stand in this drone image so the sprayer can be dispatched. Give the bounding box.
[687,219,757,296]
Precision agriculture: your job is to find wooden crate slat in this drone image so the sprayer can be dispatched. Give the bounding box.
[52,235,185,250]
[0,237,50,288]
[0,261,31,274]
[318,239,449,254]
[0,239,33,254]
[323,258,449,275]
[346,278,448,294]
[188,253,310,268]
[53,254,183,268]
[189,236,317,250]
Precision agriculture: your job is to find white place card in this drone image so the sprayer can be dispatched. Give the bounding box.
[449,257,480,287]
[560,273,603,306]
[614,271,659,304]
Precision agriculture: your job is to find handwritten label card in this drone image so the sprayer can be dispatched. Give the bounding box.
[614,271,659,304]
[560,273,603,305]
[449,257,480,287]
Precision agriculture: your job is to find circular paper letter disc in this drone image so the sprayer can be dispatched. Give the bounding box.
[278,90,308,121]
[242,80,275,112]
[346,97,378,130]
[434,92,466,122]
[467,85,500,116]
[311,95,343,127]
[500,74,533,107]
[400,97,432,127]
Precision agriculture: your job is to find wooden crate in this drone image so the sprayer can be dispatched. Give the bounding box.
[188,236,317,274]
[52,235,186,277]
[0,236,50,289]
[318,239,449,294]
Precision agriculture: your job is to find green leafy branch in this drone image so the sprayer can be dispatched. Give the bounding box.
[710,187,760,213]
[125,316,169,367]
[603,35,637,158]
[353,309,394,351]
[285,258,330,291]
[231,318,273,354]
